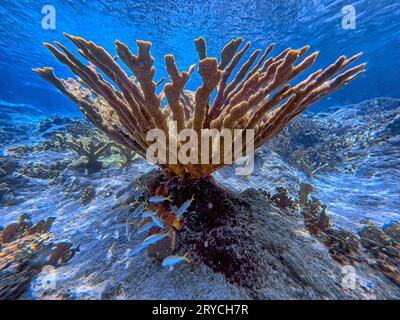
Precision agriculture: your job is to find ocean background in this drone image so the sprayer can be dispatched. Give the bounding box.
[0,0,400,300]
[0,0,399,115]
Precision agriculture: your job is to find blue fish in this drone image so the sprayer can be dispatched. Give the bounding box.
[128,244,146,257]
[142,231,172,247]
[149,214,164,229]
[142,210,158,218]
[137,221,155,234]
[148,195,172,203]
[129,202,146,219]
[176,195,195,219]
[128,231,172,257]
[162,252,191,267]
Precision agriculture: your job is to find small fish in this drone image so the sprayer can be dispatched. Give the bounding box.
[149,214,164,229]
[162,252,191,268]
[142,210,158,218]
[128,244,146,257]
[137,221,155,234]
[129,202,146,219]
[176,195,195,219]
[148,195,172,203]
[142,231,172,247]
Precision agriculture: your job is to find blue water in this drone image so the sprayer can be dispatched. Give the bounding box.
[1,0,400,300]
[0,0,399,115]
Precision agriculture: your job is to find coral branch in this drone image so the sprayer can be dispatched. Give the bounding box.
[35,34,365,178]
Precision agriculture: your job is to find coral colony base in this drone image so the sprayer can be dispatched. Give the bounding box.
[34,34,365,178]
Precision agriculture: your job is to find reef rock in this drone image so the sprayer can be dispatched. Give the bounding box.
[131,171,400,299]
[267,97,400,177]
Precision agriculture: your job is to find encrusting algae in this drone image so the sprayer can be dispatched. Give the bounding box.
[34,34,365,178]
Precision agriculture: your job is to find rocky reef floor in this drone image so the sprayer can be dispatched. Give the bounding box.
[0,98,399,299]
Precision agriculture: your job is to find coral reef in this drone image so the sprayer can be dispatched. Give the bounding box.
[302,197,330,236]
[268,186,296,209]
[383,222,400,244]
[268,184,400,286]
[0,156,27,204]
[122,171,353,298]
[266,115,352,176]
[267,97,400,177]
[0,215,79,299]
[35,115,74,136]
[6,134,65,158]
[81,186,96,206]
[5,145,34,158]
[66,134,112,173]
[111,143,140,167]
[20,160,70,180]
[118,171,400,298]
[0,157,17,181]
[4,115,138,186]
[1,98,398,299]
[359,222,400,285]
[297,182,314,207]
[299,196,361,265]
[0,103,37,148]
[35,34,365,178]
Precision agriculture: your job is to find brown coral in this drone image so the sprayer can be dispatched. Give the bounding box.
[34,34,365,178]
[65,134,111,173]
